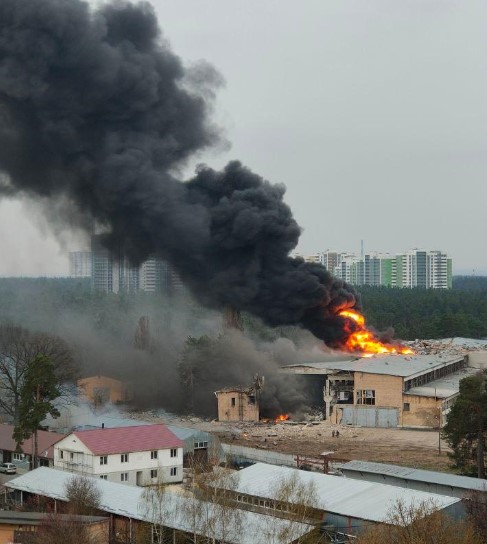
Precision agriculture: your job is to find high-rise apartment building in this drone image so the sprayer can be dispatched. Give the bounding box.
[69,251,92,278]
[334,253,363,285]
[302,248,452,289]
[81,238,184,294]
[427,250,452,289]
[91,237,113,292]
[139,256,184,294]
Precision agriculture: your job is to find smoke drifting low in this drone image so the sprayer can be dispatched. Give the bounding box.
[0,0,357,346]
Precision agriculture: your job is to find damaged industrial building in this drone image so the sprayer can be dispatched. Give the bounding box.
[283,339,487,428]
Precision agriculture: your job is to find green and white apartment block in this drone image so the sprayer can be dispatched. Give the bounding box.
[298,249,452,289]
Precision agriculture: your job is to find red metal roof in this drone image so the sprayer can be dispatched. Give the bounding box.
[0,424,64,460]
[73,424,183,455]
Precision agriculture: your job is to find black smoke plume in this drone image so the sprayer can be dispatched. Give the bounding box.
[0,0,357,346]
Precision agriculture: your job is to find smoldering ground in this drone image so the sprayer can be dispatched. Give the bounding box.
[0,0,359,349]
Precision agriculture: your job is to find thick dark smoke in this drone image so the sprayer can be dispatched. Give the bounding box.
[0,0,357,346]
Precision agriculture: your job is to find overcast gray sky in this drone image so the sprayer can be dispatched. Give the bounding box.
[1,0,486,276]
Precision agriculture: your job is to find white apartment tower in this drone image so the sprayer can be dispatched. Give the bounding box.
[300,248,452,289]
[427,251,451,289]
[69,251,92,278]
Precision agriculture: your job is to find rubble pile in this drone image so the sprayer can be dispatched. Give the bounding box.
[406,338,487,356]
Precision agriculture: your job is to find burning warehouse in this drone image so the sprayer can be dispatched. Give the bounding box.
[283,349,487,428]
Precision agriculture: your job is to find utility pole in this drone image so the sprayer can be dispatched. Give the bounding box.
[34,384,40,469]
[438,406,442,455]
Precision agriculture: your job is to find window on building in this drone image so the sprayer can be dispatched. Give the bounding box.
[248,395,255,405]
[70,452,74,460]
[170,448,177,458]
[151,450,158,459]
[59,450,63,460]
[151,469,157,479]
[170,467,177,477]
[356,389,376,405]
[194,441,208,450]
[100,475,107,480]
[99,456,107,465]
[403,403,410,412]
[231,397,236,407]
[121,453,129,463]
[13,453,24,461]
[121,473,128,482]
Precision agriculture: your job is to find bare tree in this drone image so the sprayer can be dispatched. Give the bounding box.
[355,499,484,544]
[263,472,322,544]
[466,486,487,541]
[0,323,76,424]
[140,479,174,544]
[65,475,102,516]
[181,462,243,544]
[34,513,101,544]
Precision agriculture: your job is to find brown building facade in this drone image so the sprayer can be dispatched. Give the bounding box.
[0,512,109,544]
[215,388,259,422]
[78,375,132,405]
[284,353,485,428]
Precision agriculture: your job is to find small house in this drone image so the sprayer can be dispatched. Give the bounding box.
[215,387,259,422]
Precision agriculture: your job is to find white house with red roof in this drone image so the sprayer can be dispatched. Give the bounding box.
[53,424,183,486]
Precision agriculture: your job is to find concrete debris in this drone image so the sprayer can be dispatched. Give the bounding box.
[406,338,487,356]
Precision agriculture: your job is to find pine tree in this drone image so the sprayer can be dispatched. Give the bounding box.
[442,370,487,478]
[13,354,61,469]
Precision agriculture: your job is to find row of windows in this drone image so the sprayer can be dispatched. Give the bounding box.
[404,359,466,391]
[59,451,74,461]
[236,494,291,513]
[99,467,178,481]
[98,449,178,465]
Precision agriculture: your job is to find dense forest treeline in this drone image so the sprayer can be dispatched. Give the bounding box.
[0,275,486,343]
[358,276,487,340]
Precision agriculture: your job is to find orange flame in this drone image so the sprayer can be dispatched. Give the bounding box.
[275,414,289,422]
[338,309,414,356]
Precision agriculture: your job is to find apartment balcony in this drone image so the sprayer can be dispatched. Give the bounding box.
[57,459,92,473]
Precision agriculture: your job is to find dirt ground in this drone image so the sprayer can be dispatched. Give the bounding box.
[212,420,452,472]
[134,411,454,473]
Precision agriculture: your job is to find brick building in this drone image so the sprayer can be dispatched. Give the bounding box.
[77,375,132,405]
[214,387,259,422]
[283,352,486,428]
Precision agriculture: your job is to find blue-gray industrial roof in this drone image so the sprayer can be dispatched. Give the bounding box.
[222,463,460,523]
[6,468,312,544]
[339,460,487,492]
[283,354,465,379]
[167,425,211,441]
[406,367,480,398]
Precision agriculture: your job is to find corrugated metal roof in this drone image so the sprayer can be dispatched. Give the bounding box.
[72,424,183,454]
[339,460,487,491]
[6,468,312,544]
[0,511,107,525]
[227,463,460,523]
[283,354,465,378]
[167,425,212,442]
[406,367,480,398]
